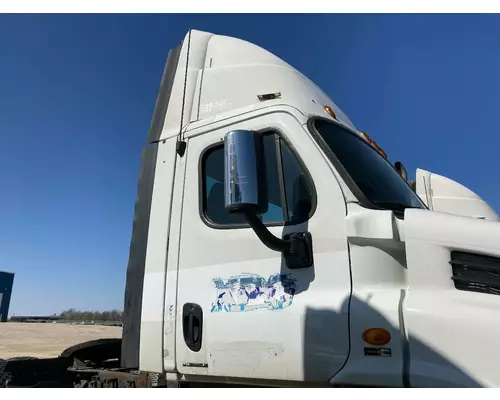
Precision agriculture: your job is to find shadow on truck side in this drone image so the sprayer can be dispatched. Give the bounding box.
[303,295,481,387]
[182,294,479,388]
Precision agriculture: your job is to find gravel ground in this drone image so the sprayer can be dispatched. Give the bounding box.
[0,323,122,359]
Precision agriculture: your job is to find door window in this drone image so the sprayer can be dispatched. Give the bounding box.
[201,131,315,227]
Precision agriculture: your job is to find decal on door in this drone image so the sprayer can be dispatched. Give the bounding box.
[167,305,174,320]
[210,273,297,313]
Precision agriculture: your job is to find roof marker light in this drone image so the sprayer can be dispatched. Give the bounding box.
[323,105,337,120]
[359,131,388,159]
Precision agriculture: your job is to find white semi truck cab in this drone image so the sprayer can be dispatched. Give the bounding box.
[3,29,500,388]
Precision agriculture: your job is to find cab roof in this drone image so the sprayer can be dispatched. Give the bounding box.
[148,29,358,143]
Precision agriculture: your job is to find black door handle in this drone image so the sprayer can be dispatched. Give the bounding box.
[188,313,195,343]
[183,303,203,352]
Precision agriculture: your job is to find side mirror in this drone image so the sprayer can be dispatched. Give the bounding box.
[223,130,313,269]
[394,161,408,182]
[224,130,268,215]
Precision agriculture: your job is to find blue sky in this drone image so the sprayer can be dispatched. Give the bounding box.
[1,14,499,315]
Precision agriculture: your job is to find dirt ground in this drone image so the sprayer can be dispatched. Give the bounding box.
[0,323,122,359]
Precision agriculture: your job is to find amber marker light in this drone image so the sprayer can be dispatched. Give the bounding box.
[362,328,392,346]
[323,105,337,120]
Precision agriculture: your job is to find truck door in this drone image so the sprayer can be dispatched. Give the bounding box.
[174,111,352,383]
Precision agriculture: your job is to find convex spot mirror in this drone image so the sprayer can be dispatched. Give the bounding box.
[394,161,408,182]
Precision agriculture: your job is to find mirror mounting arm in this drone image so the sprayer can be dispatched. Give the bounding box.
[243,211,313,269]
[243,211,291,253]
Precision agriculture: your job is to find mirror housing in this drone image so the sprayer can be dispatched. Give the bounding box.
[394,161,408,182]
[223,129,314,269]
[224,130,268,216]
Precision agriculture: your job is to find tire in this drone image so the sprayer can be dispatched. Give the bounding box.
[0,357,38,388]
[0,358,8,388]
[60,338,121,365]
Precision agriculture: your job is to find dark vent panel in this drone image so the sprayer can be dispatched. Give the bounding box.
[450,251,500,295]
